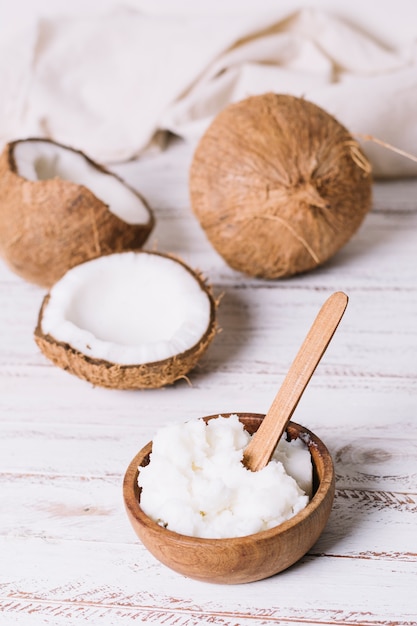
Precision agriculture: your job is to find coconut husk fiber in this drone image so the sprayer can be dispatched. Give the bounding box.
[189,93,373,279]
[34,321,217,389]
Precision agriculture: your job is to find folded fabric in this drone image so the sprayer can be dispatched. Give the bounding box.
[1,6,416,176]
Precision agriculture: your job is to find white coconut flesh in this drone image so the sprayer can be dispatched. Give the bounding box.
[13,140,149,225]
[40,252,213,366]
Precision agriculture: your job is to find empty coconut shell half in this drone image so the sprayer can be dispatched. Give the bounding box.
[0,138,154,287]
[34,251,217,389]
[189,93,373,279]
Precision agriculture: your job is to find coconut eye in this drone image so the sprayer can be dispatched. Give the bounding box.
[34,251,217,389]
[0,139,154,287]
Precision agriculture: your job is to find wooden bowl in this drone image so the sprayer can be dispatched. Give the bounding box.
[123,413,335,584]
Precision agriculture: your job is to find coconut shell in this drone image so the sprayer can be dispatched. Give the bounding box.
[0,139,154,287]
[189,93,373,279]
[34,253,218,390]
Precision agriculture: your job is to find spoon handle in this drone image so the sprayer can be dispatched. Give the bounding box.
[243,291,348,472]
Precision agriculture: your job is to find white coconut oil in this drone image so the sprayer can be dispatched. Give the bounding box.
[138,414,312,539]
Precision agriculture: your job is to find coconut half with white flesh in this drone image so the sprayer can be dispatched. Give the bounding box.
[34,251,217,389]
[0,138,154,287]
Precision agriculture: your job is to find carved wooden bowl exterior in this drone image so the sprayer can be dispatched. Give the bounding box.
[123,413,335,584]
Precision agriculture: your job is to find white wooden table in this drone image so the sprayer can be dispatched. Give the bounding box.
[1,139,416,625]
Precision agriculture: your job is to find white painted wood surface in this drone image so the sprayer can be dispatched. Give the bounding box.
[1,139,417,625]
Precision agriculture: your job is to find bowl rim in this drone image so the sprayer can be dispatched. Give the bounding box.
[123,413,334,545]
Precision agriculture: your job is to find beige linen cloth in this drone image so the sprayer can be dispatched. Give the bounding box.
[1,6,417,176]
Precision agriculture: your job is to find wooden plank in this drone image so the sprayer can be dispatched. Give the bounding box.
[1,537,416,625]
[1,474,416,564]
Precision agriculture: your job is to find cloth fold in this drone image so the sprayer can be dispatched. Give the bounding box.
[1,6,417,176]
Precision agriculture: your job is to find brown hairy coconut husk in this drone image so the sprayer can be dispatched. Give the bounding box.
[0,138,154,287]
[34,251,218,390]
[189,93,373,279]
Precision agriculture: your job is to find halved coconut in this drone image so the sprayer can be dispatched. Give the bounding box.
[34,251,217,389]
[0,138,154,287]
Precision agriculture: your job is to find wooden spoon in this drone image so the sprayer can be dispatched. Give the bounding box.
[243,291,348,472]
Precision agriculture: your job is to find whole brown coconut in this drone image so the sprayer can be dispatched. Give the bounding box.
[189,93,372,279]
[0,139,154,287]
